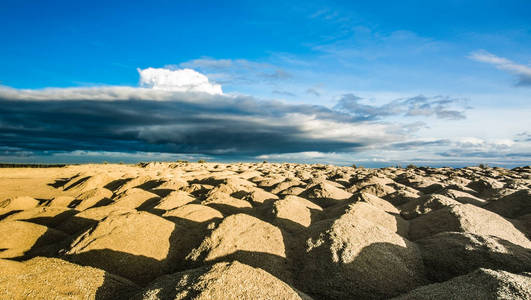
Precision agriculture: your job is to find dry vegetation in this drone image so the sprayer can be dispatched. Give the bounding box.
[0,162,530,299]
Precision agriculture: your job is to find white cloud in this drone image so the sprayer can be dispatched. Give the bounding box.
[281,113,400,144]
[0,85,216,101]
[0,69,226,101]
[138,67,223,95]
[469,50,531,86]
[457,137,484,146]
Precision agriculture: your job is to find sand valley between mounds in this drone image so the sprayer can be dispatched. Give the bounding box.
[0,162,530,299]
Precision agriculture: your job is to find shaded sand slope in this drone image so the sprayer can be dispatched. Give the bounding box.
[0,162,530,299]
[0,257,139,299]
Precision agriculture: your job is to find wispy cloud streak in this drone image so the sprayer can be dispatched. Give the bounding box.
[334,94,468,120]
[470,50,531,86]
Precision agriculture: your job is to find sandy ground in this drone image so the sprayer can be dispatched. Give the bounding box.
[0,162,530,299]
[0,168,77,200]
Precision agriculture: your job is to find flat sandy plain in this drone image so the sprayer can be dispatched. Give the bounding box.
[0,162,530,299]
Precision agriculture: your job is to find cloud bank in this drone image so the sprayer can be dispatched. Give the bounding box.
[0,83,411,159]
[1,67,527,166]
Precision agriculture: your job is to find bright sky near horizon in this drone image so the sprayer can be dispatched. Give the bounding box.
[0,0,530,167]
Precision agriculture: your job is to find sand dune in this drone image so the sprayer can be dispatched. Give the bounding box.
[0,162,530,299]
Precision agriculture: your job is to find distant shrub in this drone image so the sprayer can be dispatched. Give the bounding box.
[197,159,206,163]
[479,163,488,169]
[406,164,417,169]
[176,160,189,163]
[351,164,357,168]
[263,160,268,163]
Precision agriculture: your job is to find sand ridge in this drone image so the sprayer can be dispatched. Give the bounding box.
[0,162,530,299]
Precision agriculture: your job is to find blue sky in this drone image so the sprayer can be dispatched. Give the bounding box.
[0,0,530,167]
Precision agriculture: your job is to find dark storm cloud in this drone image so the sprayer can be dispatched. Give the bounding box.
[335,94,468,120]
[0,89,390,157]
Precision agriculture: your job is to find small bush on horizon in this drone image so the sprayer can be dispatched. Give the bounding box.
[197,159,206,163]
[351,164,357,168]
[176,159,189,163]
[479,163,488,169]
[406,164,417,169]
